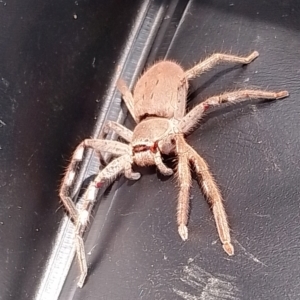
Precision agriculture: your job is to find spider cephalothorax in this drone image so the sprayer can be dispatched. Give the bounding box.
[59,51,288,287]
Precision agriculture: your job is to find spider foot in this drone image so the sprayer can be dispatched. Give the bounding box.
[223,242,234,256]
[178,224,188,241]
[167,169,174,176]
[245,51,259,64]
[276,90,289,99]
[161,168,173,176]
[129,172,141,180]
[125,171,141,181]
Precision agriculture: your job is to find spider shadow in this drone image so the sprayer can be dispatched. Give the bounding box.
[85,178,138,278]
[86,162,174,279]
[69,172,123,283]
[186,65,279,131]
[187,64,248,106]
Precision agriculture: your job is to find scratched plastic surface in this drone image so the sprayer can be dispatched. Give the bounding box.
[0,0,299,299]
[61,1,300,299]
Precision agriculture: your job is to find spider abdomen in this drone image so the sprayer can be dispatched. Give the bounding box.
[133,61,187,120]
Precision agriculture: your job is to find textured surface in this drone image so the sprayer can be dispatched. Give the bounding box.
[0,0,299,299]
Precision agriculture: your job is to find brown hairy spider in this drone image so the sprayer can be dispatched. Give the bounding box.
[59,50,288,287]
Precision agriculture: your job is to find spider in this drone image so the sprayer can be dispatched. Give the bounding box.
[59,50,288,287]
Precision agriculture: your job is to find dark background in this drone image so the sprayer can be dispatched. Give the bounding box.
[0,0,299,299]
[0,0,143,299]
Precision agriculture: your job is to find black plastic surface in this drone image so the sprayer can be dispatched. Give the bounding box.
[62,1,300,299]
[0,1,143,299]
[1,0,300,299]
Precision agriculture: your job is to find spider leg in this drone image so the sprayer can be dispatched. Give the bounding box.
[75,222,88,288]
[75,153,140,287]
[104,120,133,142]
[117,79,139,123]
[59,138,138,287]
[85,138,131,163]
[59,139,131,218]
[183,51,259,81]
[154,151,173,176]
[175,135,192,241]
[174,77,189,120]
[179,89,289,134]
[84,139,131,155]
[59,143,88,222]
[175,135,233,255]
[186,142,234,256]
